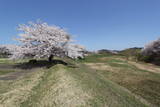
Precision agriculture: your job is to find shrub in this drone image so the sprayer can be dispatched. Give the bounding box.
[136,53,154,63]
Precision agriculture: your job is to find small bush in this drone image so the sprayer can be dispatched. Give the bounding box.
[29,59,37,64]
[136,53,153,63]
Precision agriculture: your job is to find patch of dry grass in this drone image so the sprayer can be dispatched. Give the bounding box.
[38,67,91,107]
[67,64,147,107]
[99,56,160,74]
[20,65,92,107]
[84,59,160,106]
[0,68,44,107]
[85,63,114,71]
[128,61,160,74]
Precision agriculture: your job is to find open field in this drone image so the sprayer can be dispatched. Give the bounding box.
[82,54,160,106]
[0,55,159,107]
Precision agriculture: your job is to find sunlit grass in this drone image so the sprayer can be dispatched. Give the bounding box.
[84,54,160,106]
[0,55,159,106]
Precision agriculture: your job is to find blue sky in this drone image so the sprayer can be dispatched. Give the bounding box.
[0,0,160,50]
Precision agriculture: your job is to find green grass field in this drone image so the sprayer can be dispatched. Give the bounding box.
[0,54,159,107]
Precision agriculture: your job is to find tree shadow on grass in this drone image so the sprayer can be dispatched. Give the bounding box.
[14,59,76,69]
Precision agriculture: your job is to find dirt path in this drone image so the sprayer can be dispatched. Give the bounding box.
[0,68,40,80]
[0,64,15,70]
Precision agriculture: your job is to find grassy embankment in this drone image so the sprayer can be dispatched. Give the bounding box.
[0,55,159,107]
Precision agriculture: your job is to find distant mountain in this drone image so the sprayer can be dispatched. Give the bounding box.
[119,47,143,56]
[96,47,143,57]
[97,49,119,54]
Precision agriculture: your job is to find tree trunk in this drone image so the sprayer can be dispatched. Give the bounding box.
[48,54,54,62]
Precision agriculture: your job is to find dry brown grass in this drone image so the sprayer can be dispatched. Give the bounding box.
[84,56,160,106]
[85,63,124,75]
[99,57,125,61]
[85,63,114,71]
[99,56,160,74]
[1,56,158,106]
[0,69,44,107]
[37,67,92,107]
[128,61,160,74]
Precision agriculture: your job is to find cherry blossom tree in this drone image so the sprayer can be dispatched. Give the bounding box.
[65,44,85,59]
[142,38,160,56]
[0,45,8,54]
[0,45,10,57]
[0,45,18,58]
[11,21,85,61]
